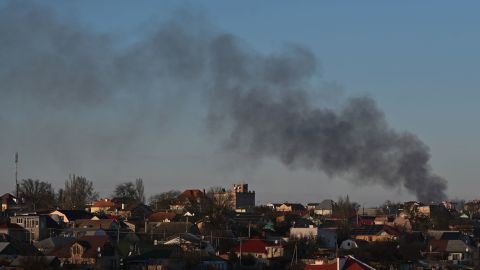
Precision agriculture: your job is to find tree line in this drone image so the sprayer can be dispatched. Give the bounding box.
[16,175,146,211]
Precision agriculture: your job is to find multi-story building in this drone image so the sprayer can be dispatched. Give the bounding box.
[10,214,50,241]
[214,183,256,213]
[230,184,255,212]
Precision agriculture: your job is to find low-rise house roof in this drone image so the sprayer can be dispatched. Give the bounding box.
[233,238,282,254]
[92,198,115,208]
[35,236,76,254]
[50,235,115,258]
[304,256,375,270]
[429,239,472,254]
[73,219,119,230]
[316,200,335,210]
[350,225,400,237]
[50,210,93,223]
[148,212,179,223]
[150,222,200,239]
[1,193,17,206]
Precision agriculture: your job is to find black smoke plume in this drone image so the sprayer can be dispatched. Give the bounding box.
[0,3,447,201]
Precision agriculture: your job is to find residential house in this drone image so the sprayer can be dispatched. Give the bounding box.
[34,236,75,254]
[73,218,120,230]
[170,189,207,211]
[373,216,394,225]
[266,203,282,211]
[427,239,474,263]
[0,222,28,242]
[357,216,375,226]
[1,193,17,212]
[126,203,153,219]
[126,245,184,270]
[10,214,60,241]
[290,225,318,239]
[148,211,179,223]
[49,235,119,268]
[350,225,400,242]
[148,222,200,241]
[234,238,284,259]
[90,198,115,213]
[198,256,228,270]
[314,200,335,216]
[47,209,92,224]
[163,233,215,254]
[307,203,320,211]
[8,256,61,270]
[276,203,306,213]
[304,255,376,270]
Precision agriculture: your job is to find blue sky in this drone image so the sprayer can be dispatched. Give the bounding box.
[1,1,480,206]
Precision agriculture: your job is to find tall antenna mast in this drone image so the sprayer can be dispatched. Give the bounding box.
[15,152,18,198]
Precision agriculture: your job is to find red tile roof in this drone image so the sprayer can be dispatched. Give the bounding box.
[304,256,375,270]
[92,198,115,208]
[234,238,282,254]
[177,189,205,202]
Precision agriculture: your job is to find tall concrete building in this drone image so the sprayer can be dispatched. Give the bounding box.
[230,183,255,212]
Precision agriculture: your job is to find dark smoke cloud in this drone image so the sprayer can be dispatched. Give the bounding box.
[0,3,447,201]
[207,35,447,202]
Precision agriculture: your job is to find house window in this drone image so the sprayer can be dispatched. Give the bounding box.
[72,245,82,255]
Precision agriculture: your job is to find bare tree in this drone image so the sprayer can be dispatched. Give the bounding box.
[62,175,98,210]
[18,179,55,211]
[135,178,145,203]
[113,178,145,204]
[205,186,234,229]
[149,190,180,210]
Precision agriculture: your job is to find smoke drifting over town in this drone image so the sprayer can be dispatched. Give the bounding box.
[0,3,447,201]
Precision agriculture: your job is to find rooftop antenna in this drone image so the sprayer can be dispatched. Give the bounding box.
[15,152,18,198]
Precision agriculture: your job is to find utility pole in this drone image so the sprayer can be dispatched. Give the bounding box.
[15,152,18,198]
[239,238,242,265]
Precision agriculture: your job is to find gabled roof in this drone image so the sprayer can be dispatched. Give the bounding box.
[151,222,199,238]
[49,235,114,258]
[316,200,335,210]
[53,210,93,221]
[35,236,76,251]
[92,198,115,208]
[148,211,178,222]
[279,203,306,211]
[234,238,282,254]
[429,239,470,253]
[74,219,117,229]
[304,256,375,270]
[350,225,399,237]
[1,193,17,205]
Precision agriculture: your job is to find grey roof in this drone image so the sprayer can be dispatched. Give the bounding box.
[151,222,199,238]
[446,240,469,253]
[34,237,75,250]
[316,200,335,210]
[0,242,10,253]
[10,256,58,267]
